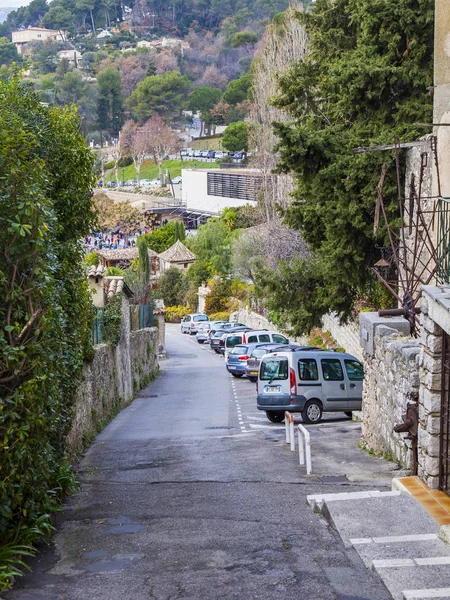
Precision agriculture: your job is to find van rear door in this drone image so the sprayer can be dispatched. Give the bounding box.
[344,359,364,409]
[258,356,290,399]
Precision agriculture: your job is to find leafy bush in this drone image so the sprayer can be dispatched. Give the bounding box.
[208,311,230,322]
[156,267,188,307]
[165,305,190,323]
[205,278,231,314]
[0,69,96,588]
[142,220,185,254]
[85,251,100,267]
[105,266,125,276]
[103,294,123,347]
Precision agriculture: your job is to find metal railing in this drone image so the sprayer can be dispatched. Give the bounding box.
[130,304,153,331]
[92,308,104,345]
[436,196,450,284]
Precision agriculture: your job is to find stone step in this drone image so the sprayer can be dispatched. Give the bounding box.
[317,494,440,548]
[373,564,450,600]
[307,489,401,510]
[353,536,450,569]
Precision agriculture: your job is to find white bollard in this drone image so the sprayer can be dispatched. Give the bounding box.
[285,415,290,444]
[290,419,295,452]
[297,424,312,474]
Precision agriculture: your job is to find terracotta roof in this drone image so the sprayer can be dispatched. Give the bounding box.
[158,240,196,263]
[104,276,133,299]
[87,264,107,278]
[96,247,159,261]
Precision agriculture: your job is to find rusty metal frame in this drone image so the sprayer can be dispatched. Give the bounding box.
[372,138,441,335]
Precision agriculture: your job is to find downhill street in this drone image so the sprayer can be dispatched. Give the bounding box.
[5,325,395,600]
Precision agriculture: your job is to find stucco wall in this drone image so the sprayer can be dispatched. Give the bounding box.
[67,325,158,454]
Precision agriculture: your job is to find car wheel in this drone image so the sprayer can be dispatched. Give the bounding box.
[231,372,243,378]
[344,411,353,418]
[266,411,285,423]
[214,350,220,354]
[302,400,323,424]
[248,377,257,383]
[198,340,204,344]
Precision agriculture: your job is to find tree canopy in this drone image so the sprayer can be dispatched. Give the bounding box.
[127,71,192,123]
[222,120,249,151]
[257,0,434,332]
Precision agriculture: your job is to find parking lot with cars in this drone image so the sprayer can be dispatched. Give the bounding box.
[180,317,364,428]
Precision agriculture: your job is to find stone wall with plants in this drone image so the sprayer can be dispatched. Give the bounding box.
[67,322,158,455]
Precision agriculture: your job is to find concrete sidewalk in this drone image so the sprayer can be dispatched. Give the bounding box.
[282,418,450,600]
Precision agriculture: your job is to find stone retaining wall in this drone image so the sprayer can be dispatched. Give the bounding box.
[322,313,363,360]
[235,307,361,356]
[67,323,158,454]
[361,325,420,469]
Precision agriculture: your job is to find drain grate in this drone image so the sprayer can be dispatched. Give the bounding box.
[205,426,234,430]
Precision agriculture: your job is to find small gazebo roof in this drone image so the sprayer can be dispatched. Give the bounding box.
[158,240,196,263]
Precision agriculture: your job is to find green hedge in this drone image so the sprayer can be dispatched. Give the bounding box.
[0,69,96,591]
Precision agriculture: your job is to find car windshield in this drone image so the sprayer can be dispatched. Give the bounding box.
[230,345,249,355]
[260,358,289,381]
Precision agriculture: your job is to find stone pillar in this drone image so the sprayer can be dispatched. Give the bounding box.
[154,310,166,357]
[418,290,444,488]
[433,0,450,198]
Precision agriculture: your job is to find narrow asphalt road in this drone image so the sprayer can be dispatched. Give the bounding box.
[5,324,393,600]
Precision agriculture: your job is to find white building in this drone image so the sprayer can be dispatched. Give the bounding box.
[12,26,64,54]
[181,168,259,216]
[57,49,82,66]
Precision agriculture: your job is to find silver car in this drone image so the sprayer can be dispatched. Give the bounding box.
[196,322,211,344]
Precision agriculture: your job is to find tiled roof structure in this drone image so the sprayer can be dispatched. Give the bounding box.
[158,240,196,263]
[87,264,107,278]
[104,276,133,299]
[96,247,159,261]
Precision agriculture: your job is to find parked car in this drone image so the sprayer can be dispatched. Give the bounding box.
[224,330,289,361]
[256,349,364,424]
[139,179,151,185]
[172,176,182,184]
[227,343,273,378]
[125,179,136,186]
[181,313,209,334]
[149,178,161,186]
[106,181,117,187]
[233,152,246,160]
[97,179,103,187]
[200,150,209,158]
[194,150,201,157]
[246,345,321,382]
[207,150,216,158]
[196,322,211,344]
[210,326,249,353]
[221,322,247,330]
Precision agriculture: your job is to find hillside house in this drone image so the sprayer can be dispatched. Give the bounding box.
[158,240,195,273]
[12,26,64,54]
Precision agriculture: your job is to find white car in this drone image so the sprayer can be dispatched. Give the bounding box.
[172,176,182,184]
[181,313,209,334]
[196,322,211,343]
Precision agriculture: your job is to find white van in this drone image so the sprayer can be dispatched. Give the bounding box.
[224,330,289,361]
[257,349,363,424]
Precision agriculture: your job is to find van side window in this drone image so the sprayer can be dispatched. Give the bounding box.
[321,359,344,381]
[260,358,288,381]
[344,359,364,380]
[247,335,257,343]
[273,334,287,344]
[258,334,271,342]
[298,358,318,381]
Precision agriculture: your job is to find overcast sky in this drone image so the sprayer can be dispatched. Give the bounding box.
[0,0,33,8]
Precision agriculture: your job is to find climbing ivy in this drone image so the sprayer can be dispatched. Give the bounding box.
[0,68,96,589]
[103,294,123,347]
